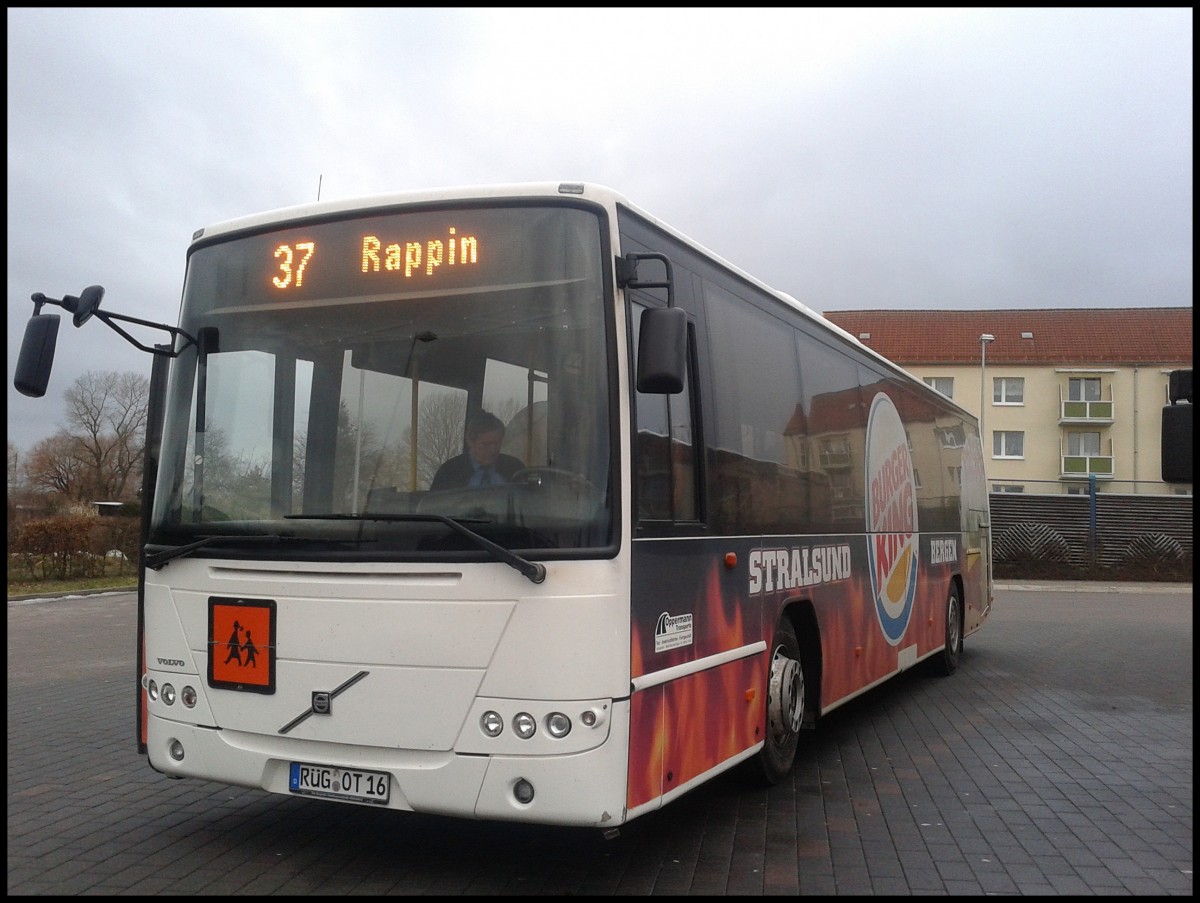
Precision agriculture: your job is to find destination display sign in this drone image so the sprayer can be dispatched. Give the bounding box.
[183,205,598,313]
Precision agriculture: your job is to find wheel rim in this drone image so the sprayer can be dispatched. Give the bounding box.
[767,644,803,741]
[948,594,961,652]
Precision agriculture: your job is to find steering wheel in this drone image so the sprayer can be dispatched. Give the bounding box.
[509,467,599,496]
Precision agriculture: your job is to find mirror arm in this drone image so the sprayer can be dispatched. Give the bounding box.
[93,309,197,357]
[28,291,196,357]
[616,252,675,308]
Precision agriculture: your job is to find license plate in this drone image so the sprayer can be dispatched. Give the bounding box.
[289,762,390,805]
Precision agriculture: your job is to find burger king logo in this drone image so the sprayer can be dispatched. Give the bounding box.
[865,393,919,645]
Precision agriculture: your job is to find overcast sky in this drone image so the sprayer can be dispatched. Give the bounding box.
[7,7,1193,453]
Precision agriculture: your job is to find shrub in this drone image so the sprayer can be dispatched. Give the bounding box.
[10,515,111,580]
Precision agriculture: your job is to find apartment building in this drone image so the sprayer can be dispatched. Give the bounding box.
[823,308,1193,495]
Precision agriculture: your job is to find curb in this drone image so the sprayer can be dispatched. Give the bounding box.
[996,580,1192,594]
[8,585,138,603]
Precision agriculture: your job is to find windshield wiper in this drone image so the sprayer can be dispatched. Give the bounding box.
[144,534,284,570]
[285,512,547,584]
[144,533,373,570]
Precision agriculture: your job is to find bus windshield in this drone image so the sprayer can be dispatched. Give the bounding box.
[149,203,615,559]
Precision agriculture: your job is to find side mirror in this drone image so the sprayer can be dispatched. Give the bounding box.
[65,284,105,327]
[1161,368,1192,484]
[14,314,61,398]
[1161,405,1192,483]
[636,306,687,394]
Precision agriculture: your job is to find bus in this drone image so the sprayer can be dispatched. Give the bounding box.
[14,182,992,830]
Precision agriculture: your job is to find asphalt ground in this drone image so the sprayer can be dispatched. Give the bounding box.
[7,583,1192,895]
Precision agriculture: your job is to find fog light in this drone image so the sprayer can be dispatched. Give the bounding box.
[161,684,176,705]
[513,712,536,739]
[169,739,185,761]
[147,680,159,701]
[545,712,571,738]
[181,686,197,708]
[513,778,535,804]
[480,711,503,737]
[581,709,596,727]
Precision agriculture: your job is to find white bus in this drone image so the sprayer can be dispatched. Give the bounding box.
[15,182,992,829]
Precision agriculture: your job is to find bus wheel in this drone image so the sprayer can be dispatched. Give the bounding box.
[934,582,963,676]
[756,617,804,784]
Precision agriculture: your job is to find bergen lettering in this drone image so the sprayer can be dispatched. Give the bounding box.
[929,538,957,564]
[748,544,852,594]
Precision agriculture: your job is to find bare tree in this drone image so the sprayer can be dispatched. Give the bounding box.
[413,393,468,488]
[62,370,150,501]
[7,440,53,529]
[7,441,19,493]
[23,433,87,499]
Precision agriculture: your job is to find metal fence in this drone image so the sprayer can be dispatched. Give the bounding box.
[990,482,1193,572]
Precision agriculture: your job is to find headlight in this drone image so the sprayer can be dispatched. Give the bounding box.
[545,712,571,738]
[480,711,504,737]
[513,712,536,739]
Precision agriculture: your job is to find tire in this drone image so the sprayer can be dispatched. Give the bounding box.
[933,582,963,676]
[754,617,804,785]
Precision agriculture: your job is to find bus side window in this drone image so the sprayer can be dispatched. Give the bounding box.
[632,303,696,523]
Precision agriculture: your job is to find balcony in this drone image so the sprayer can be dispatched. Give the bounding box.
[1061,455,1114,479]
[1059,398,1114,424]
[819,448,852,469]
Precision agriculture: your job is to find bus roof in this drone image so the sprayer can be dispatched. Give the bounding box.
[191,181,977,422]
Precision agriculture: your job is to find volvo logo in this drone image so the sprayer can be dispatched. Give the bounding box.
[278,671,370,734]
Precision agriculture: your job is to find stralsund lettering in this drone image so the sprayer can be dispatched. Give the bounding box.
[748,544,852,595]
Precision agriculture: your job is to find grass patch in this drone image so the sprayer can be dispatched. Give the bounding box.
[7,560,138,597]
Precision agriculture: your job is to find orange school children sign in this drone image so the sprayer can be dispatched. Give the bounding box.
[208,597,276,693]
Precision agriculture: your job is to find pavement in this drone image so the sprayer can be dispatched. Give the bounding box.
[7,584,1192,894]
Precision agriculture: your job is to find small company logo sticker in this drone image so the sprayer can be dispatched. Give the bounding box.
[654,611,694,653]
[865,393,919,645]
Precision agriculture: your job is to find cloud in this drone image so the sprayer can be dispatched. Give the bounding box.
[6,7,1192,453]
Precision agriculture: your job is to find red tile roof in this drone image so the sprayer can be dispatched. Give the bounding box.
[783,379,950,435]
[822,308,1193,366]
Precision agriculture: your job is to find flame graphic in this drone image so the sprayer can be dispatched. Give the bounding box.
[626,535,954,812]
[627,558,761,810]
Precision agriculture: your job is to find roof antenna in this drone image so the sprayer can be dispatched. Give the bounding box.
[316,174,323,202]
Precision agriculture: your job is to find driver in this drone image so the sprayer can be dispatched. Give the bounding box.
[430,411,524,490]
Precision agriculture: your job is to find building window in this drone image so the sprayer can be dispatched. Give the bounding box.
[947,465,961,485]
[1068,377,1101,401]
[819,436,851,468]
[993,377,1024,405]
[994,484,1024,493]
[992,431,1024,458]
[1065,485,1094,495]
[923,376,953,399]
[912,467,922,489]
[1067,431,1101,456]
